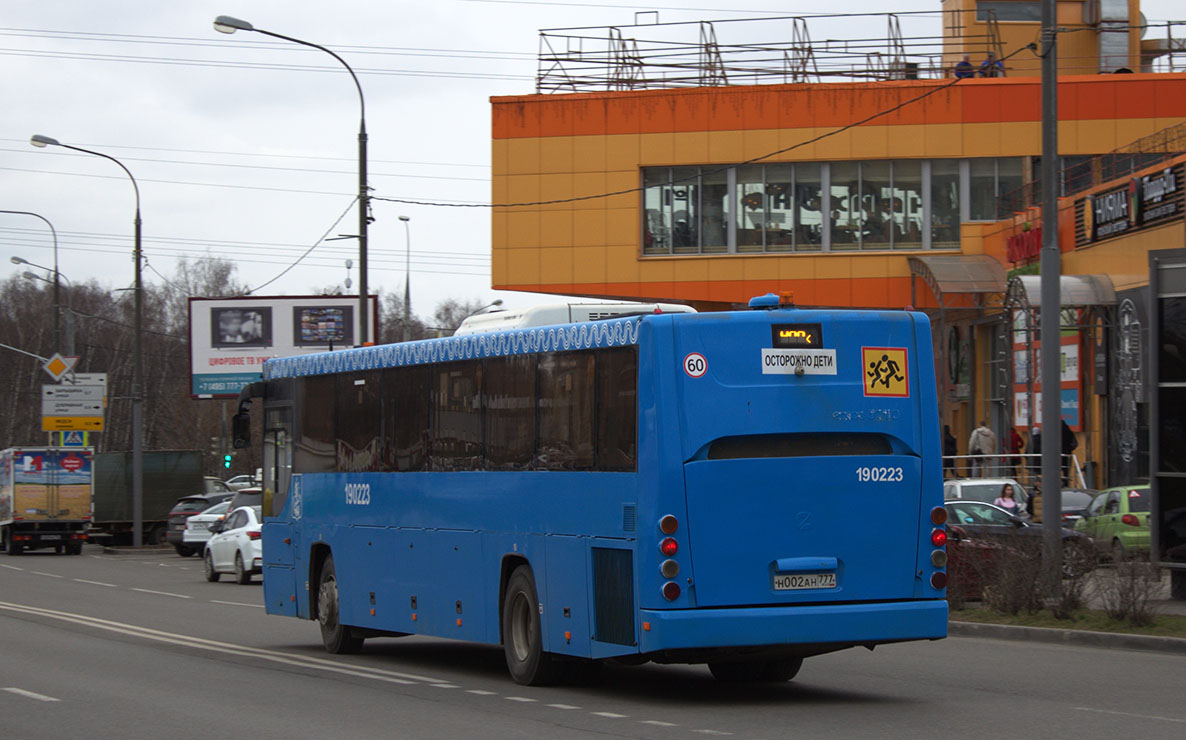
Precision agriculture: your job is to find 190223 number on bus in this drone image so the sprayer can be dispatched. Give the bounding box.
[856,466,903,482]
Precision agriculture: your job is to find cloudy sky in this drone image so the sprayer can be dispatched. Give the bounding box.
[2,0,1181,330]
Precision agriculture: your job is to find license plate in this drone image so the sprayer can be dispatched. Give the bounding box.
[191,523,207,530]
[773,572,836,591]
[41,535,62,541]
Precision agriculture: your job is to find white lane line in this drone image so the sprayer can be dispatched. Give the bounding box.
[430,684,459,689]
[1074,707,1186,725]
[1,564,24,571]
[506,696,537,702]
[74,579,117,588]
[641,720,678,727]
[466,689,497,696]
[130,588,191,599]
[547,703,580,710]
[0,600,446,686]
[592,711,627,718]
[31,572,63,578]
[3,687,60,702]
[692,731,733,736]
[210,600,264,609]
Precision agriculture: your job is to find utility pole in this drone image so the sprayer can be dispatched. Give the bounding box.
[1039,0,1063,594]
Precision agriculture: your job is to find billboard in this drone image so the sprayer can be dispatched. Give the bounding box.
[189,296,378,398]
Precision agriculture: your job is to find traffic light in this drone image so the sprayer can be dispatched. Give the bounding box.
[223,453,232,469]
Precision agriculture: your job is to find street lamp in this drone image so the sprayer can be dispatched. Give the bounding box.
[214,14,371,346]
[19,264,74,356]
[30,133,146,548]
[2,212,60,351]
[399,216,411,342]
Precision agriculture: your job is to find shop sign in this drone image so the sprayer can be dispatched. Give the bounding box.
[1083,183,1136,242]
[1077,162,1185,247]
[1136,167,1178,225]
[1006,225,1042,263]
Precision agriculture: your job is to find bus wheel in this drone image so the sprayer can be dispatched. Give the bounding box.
[317,555,364,654]
[502,565,562,686]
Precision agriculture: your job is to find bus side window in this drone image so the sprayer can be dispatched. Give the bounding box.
[485,355,537,471]
[538,352,595,470]
[432,361,483,471]
[596,348,637,472]
[295,375,336,474]
[384,364,430,472]
[335,371,383,472]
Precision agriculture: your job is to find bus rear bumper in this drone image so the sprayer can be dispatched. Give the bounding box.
[638,599,948,653]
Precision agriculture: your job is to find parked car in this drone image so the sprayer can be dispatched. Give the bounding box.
[181,501,231,553]
[943,478,1031,517]
[227,487,263,513]
[944,500,1094,577]
[1057,487,1098,530]
[1073,485,1151,561]
[224,474,259,491]
[204,505,263,584]
[167,492,235,556]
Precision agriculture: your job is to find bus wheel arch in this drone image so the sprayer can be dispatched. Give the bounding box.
[498,554,530,645]
[308,543,332,622]
[315,551,364,654]
[500,562,563,686]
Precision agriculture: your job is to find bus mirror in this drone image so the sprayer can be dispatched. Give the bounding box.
[232,412,251,449]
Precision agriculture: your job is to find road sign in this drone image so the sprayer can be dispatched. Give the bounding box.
[41,382,105,432]
[42,353,79,382]
[60,431,89,447]
[63,373,107,388]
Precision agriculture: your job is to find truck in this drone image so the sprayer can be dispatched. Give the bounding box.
[1,447,92,556]
[89,450,204,546]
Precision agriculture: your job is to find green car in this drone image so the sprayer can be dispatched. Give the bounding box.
[1074,485,1151,560]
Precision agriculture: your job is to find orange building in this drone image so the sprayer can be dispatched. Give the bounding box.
[489,6,1186,487]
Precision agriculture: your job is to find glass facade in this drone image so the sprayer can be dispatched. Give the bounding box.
[643,157,1022,255]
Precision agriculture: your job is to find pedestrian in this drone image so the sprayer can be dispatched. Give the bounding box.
[1008,426,1024,478]
[942,425,958,478]
[1060,419,1079,486]
[1026,480,1041,520]
[1026,426,1041,481]
[967,420,997,477]
[978,51,1004,78]
[993,483,1020,515]
[954,54,975,79]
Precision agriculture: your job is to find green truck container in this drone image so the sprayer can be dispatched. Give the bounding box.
[90,450,204,546]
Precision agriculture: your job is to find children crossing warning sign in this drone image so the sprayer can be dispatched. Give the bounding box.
[862,347,909,397]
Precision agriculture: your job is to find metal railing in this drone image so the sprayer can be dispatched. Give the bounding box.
[943,452,1085,489]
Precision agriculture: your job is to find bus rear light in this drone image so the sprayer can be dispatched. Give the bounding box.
[1122,514,1140,527]
[930,528,947,547]
[931,507,947,525]
[661,582,681,600]
[659,538,678,557]
[931,550,947,568]
[660,559,680,578]
[658,515,679,535]
[930,572,947,590]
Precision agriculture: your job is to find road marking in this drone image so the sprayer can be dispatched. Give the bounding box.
[692,731,733,736]
[430,684,459,689]
[1074,707,1186,725]
[506,696,536,702]
[210,600,264,608]
[641,720,678,727]
[3,687,60,702]
[466,689,497,696]
[0,600,451,687]
[547,703,580,710]
[131,588,192,599]
[74,579,117,587]
[1,565,24,571]
[592,711,627,718]
[31,571,64,578]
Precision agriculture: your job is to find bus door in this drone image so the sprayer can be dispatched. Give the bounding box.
[262,404,300,617]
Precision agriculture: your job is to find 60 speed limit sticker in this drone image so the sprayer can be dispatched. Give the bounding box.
[683,352,707,378]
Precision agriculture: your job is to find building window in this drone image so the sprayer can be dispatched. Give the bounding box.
[976,1,1041,22]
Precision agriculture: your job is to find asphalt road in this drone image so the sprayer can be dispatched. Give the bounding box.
[1,547,1183,740]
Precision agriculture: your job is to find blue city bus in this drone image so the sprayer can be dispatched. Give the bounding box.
[233,295,948,685]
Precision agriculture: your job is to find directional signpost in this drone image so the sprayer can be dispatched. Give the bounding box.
[42,372,106,432]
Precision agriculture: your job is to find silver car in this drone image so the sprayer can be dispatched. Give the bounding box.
[943,477,1031,518]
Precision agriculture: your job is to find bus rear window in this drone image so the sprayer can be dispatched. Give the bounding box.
[705,433,894,460]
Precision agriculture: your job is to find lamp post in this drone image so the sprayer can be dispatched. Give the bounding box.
[399,216,411,342]
[17,261,74,356]
[214,14,371,346]
[3,212,60,351]
[30,134,145,548]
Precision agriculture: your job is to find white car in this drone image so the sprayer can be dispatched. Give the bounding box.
[224,474,260,491]
[203,505,263,584]
[182,501,231,552]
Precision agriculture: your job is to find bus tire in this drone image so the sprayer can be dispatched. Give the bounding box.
[502,565,562,686]
[317,555,364,654]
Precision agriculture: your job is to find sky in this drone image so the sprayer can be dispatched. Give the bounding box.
[2,0,1182,334]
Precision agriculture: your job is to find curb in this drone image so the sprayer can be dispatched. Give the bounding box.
[100,546,173,556]
[949,620,1186,654]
